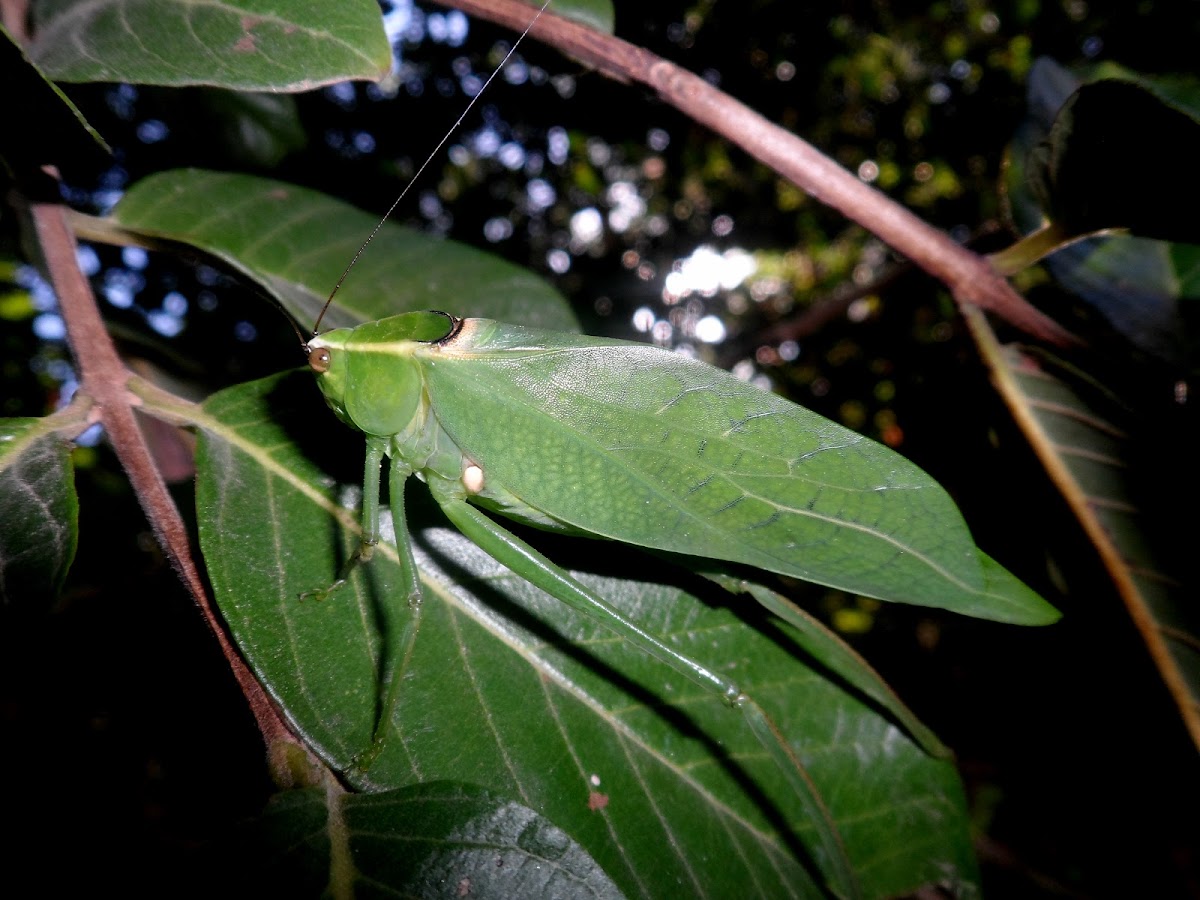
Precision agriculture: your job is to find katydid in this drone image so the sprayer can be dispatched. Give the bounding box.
[284,3,1055,893]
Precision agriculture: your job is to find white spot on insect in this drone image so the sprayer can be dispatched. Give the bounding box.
[463,463,485,494]
[589,773,601,787]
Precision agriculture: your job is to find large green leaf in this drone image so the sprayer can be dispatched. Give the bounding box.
[103,169,579,333]
[30,0,391,89]
[188,370,979,898]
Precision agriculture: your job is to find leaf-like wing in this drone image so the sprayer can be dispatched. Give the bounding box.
[422,321,1057,624]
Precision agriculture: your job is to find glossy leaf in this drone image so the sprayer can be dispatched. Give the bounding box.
[30,0,391,89]
[190,370,980,898]
[105,169,579,332]
[0,417,80,606]
[228,781,624,899]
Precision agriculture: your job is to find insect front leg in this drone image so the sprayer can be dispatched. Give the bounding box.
[299,436,387,601]
[428,483,860,899]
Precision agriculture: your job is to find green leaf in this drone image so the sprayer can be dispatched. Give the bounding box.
[105,169,579,332]
[227,781,625,898]
[29,0,391,89]
[0,417,80,606]
[188,370,980,898]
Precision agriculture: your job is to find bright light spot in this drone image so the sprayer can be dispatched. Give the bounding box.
[419,192,443,219]
[731,360,757,382]
[950,59,971,80]
[460,73,483,97]
[444,10,468,44]
[927,82,951,104]
[137,119,169,143]
[570,207,604,244]
[979,12,1000,33]
[427,12,449,42]
[586,137,611,166]
[163,291,188,316]
[778,340,800,361]
[663,246,757,301]
[69,248,102,282]
[546,248,571,274]
[547,127,569,165]
[712,214,733,237]
[17,265,56,312]
[651,320,673,344]
[33,313,66,340]
[381,0,413,44]
[104,283,134,309]
[473,126,501,156]
[148,310,184,338]
[847,298,872,322]
[504,61,529,85]
[526,178,555,211]
[119,246,146,271]
[497,141,525,170]
[647,128,670,151]
[326,82,357,108]
[606,181,645,234]
[551,73,577,99]
[694,315,726,344]
[858,160,879,182]
[353,131,376,153]
[483,216,513,242]
[632,306,655,332]
[775,61,795,81]
[447,144,469,166]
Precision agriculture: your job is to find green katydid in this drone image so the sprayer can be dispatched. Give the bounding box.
[263,4,1057,892]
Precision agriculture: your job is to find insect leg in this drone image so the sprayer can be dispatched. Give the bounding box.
[300,436,386,601]
[353,453,424,777]
[432,493,860,899]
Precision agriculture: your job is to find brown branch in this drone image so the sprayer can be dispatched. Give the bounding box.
[432,0,1077,346]
[26,179,307,778]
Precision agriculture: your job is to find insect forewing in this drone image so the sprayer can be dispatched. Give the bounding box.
[418,318,997,616]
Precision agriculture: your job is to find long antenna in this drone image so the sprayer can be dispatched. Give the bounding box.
[311,0,553,336]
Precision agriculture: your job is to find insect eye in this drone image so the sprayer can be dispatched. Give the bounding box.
[308,347,332,373]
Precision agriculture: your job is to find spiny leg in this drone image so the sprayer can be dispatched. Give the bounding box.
[432,491,860,900]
